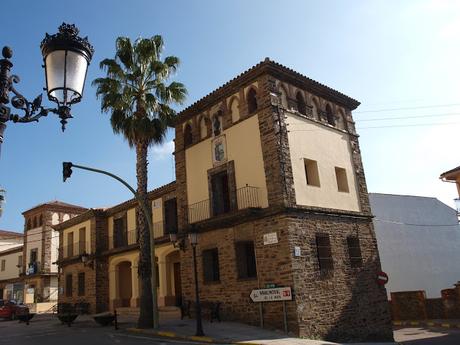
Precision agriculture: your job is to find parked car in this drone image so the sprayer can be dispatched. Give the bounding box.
[0,300,29,320]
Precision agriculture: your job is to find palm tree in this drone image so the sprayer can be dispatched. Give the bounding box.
[93,36,186,328]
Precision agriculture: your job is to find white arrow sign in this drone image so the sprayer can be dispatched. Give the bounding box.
[250,287,292,302]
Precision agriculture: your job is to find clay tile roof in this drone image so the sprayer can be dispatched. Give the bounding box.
[22,200,87,215]
[440,165,460,180]
[0,230,23,238]
[177,58,360,123]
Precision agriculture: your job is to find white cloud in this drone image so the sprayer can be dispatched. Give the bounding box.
[151,140,174,161]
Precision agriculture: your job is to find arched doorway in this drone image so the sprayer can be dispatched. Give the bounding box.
[117,261,132,307]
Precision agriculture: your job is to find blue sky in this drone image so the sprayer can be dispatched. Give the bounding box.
[1,0,459,231]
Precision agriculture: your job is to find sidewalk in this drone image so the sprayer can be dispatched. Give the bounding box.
[393,319,460,329]
[124,316,398,345]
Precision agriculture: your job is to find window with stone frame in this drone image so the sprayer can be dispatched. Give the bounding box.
[30,248,38,263]
[65,274,73,297]
[1,260,5,271]
[113,215,127,248]
[184,123,193,147]
[347,236,363,268]
[77,272,85,296]
[163,198,178,235]
[315,233,333,272]
[235,241,257,279]
[210,171,231,216]
[202,248,220,283]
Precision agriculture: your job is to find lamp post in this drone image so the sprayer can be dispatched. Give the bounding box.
[169,225,204,336]
[62,162,160,329]
[0,23,93,155]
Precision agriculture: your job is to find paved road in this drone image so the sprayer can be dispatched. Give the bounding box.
[0,316,211,345]
[395,327,460,345]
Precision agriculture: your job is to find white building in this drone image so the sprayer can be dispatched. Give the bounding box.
[370,193,460,298]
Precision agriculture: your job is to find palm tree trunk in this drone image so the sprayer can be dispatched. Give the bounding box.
[136,140,155,328]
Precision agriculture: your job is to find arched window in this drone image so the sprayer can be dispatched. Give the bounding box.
[33,217,37,229]
[311,98,320,120]
[296,92,306,115]
[212,113,222,136]
[230,98,240,123]
[326,104,335,126]
[184,123,193,147]
[247,88,258,114]
[39,215,43,226]
[199,116,208,139]
[27,219,31,230]
[336,109,346,130]
[280,87,288,109]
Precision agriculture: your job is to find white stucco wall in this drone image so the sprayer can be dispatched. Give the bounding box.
[286,113,360,211]
[370,193,460,298]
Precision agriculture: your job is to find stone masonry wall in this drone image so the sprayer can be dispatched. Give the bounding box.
[288,213,393,342]
[180,215,298,333]
[59,262,96,313]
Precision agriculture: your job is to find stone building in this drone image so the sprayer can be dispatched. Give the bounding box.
[21,201,86,311]
[54,182,180,314]
[55,59,392,342]
[174,58,392,341]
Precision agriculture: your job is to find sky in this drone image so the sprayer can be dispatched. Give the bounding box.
[0,0,459,232]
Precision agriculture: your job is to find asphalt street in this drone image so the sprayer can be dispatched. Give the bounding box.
[394,327,460,345]
[0,316,211,345]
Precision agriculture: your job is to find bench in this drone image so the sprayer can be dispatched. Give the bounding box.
[181,300,221,322]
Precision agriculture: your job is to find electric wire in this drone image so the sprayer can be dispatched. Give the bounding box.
[355,103,460,113]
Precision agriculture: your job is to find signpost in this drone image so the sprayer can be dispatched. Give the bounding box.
[250,287,292,333]
[250,286,292,302]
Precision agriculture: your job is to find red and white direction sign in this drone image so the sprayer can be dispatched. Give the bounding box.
[377,271,389,286]
[250,287,292,302]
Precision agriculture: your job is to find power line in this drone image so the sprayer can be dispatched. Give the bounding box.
[355,103,460,114]
[288,121,460,132]
[374,218,460,227]
[357,122,460,130]
[356,112,460,122]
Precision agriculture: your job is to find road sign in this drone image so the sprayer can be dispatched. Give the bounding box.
[250,287,292,302]
[377,271,389,286]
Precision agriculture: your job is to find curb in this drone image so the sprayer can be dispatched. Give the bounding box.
[126,327,264,344]
[393,320,460,329]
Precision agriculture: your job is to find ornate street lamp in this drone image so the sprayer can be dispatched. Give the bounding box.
[0,23,94,154]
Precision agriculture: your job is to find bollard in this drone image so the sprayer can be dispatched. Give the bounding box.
[114,309,118,330]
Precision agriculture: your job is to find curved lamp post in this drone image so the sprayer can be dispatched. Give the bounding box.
[0,23,94,155]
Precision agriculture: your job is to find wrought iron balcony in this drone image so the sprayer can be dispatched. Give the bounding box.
[109,229,138,250]
[62,241,90,258]
[188,185,261,224]
[25,261,40,275]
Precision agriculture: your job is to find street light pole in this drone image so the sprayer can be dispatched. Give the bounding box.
[62,162,159,329]
[191,242,204,336]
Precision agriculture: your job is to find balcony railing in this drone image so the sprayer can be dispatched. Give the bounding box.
[62,241,90,258]
[188,186,261,224]
[109,230,137,250]
[25,261,40,275]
